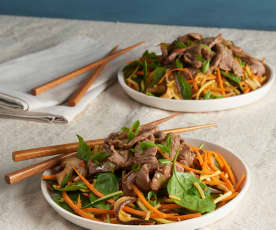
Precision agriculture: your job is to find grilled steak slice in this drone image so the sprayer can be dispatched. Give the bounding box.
[151,163,172,191]
[122,171,137,196]
[178,144,197,168]
[135,164,151,191]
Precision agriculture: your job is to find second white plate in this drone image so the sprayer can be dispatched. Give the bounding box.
[118,64,273,112]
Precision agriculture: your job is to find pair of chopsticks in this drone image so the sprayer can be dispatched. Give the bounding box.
[30,41,144,106]
[5,113,216,184]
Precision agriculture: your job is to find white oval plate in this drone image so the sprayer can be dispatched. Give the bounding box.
[41,138,251,230]
[118,64,273,112]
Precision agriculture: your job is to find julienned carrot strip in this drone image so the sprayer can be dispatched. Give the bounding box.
[202,152,212,174]
[77,194,82,209]
[195,150,204,167]
[220,173,234,192]
[136,70,144,75]
[214,153,224,169]
[235,174,246,192]
[207,152,218,171]
[217,154,236,185]
[160,203,182,210]
[82,208,115,215]
[204,180,224,186]
[157,147,210,175]
[217,68,225,96]
[62,191,100,221]
[132,185,168,218]
[73,168,115,204]
[166,212,201,221]
[42,174,57,180]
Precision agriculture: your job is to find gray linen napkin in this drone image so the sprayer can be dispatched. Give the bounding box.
[0,37,142,123]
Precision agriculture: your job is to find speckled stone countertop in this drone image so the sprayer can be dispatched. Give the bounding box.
[0,15,276,230]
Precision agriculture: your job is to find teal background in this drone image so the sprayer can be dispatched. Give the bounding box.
[1,0,275,30]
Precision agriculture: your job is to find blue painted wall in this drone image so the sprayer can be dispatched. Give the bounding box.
[1,0,276,30]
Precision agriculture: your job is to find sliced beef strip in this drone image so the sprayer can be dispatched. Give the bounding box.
[166,48,188,63]
[106,145,133,168]
[151,163,172,191]
[170,133,181,159]
[217,44,243,77]
[154,131,168,143]
[200,34,223,48]
[135,144,159,169]
[122,171,137,196]
[135,164,151,191]
[127,126,159,147]
[224,41,266,76]
[209,43,223,72]
[88,160,116,175]
[177,33,203,43]
[178,144,197,168]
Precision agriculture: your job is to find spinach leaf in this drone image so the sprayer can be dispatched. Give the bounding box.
[167,152,215,213]
[175,41,187,48]
[88,172,119,209]
[53,193,73,213]
[53,181,89,192]
[221,71,241,83]
[91,151,110,165]
[177,74,193,99]
[176,58,184,68]
[151,67,166,85]
[76,135,92,163]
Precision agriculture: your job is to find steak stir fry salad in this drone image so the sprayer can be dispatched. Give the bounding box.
[123,33,267,100]
[43,121,246,225]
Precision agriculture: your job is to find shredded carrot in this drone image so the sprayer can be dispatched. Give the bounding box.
[235,174,246,192]
[62,191,100,221]
[217,68,225,96]
[132,184,168,218]
[202,151,211,174]
[77,194,82,209]
[217,154,236,185]
[73,168,115,204]
[213,153,224,169]
[82,208,115,215]
[220,173,234,192]
[136,70,144,75]
[160,203,182,210]
[166,212,201,221]
[195,150,204,167]
[125,61,133,65]
[217,200,226,208]
[207,151,218,171]
[42,174,57,180]
[110,218,119,224]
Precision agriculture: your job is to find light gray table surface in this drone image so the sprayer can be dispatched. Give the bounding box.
[0,15,275,230]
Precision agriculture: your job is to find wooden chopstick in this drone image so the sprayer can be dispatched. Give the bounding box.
[5,152,76,185]
[31,41,144,96]
[162,123,216,134]
[12,113,180,162]
[6,122,216,184]
[67,46,119,106]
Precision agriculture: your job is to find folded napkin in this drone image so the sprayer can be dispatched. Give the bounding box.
[0,37,143,123]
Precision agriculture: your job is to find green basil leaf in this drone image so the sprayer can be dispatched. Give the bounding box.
[157,144,170,154]
[186,40,194,47]
[76,135,92,163]
[61,169,73,187]
[146,92,155,96]
[196,54,205,63]
[176,58,184,68]
[91,151,110,165]
[143,59,148,81]
[166,134,172,155]
[142,50,158,59]
[221,71,241,83]
[130,148,137,153]
[177,74,193,99]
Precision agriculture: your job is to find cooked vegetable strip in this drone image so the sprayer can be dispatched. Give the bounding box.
[216,68,225,95]
[167,213,202,221]
[217,154,236,184]
[213,191,232,204]
[42,174,57,180]
[132,184,168,218]
[62,191,100,221]
[194,182,206,199]
[235,174,246,192]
